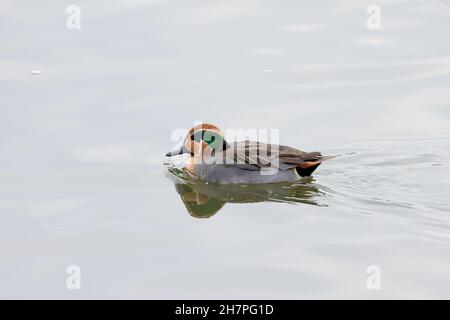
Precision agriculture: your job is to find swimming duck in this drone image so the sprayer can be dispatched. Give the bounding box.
[165,123,335,184]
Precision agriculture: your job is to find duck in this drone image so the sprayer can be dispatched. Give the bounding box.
[165,123,335,184]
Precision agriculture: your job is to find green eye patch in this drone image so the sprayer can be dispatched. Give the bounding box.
[191,130,224,149]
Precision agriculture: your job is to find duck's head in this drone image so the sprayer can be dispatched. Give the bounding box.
[165,123,229,157]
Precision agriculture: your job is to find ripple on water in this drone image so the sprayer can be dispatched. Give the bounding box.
[319,139,450,230]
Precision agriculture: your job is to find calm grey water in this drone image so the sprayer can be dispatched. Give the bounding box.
[1,1,450,299]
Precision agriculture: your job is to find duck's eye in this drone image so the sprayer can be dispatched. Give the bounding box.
[190,130,220,144]
[203,131,220,147]
[204,135,215,144]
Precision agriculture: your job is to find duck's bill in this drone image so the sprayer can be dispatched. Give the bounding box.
[165,145,186,157]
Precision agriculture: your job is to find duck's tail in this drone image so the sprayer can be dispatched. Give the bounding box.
[295,155,337,177]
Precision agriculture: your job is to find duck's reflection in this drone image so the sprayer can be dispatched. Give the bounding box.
[166,167,328,218]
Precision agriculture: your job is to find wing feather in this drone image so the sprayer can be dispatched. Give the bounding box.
[219,141,330,171]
